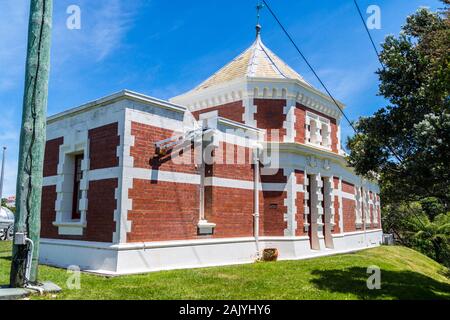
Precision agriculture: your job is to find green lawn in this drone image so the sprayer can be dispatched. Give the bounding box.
[1,241,449,300]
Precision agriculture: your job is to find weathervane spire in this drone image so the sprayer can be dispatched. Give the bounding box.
[256,1,264,38]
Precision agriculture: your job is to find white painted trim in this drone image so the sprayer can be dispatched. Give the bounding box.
[43,176,58,187]
[204,176,291,192]
[128,168,200,185]
[41,229,382,250]
[283,169,297,236]
[338,177,344,232]
[341,229,382,236]
[40,230,382,275]
[283,99,296,143]
[126,107,187,133]
[170,77,345,120]
[87,167,120,181]
[336,190,356,201]
[48,90,186,124]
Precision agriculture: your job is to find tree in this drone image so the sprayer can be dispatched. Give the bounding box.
[347,2,450,208]
[347,1,450,267]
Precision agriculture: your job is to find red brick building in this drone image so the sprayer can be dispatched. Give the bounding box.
[39,30,382,274]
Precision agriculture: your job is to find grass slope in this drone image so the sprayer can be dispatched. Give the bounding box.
[1,241,449,300]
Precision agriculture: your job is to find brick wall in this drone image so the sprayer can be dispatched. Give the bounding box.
[89,122,120,170]
[294,104,306,143]
[331,120,339,153]
[205,142,261,238]
[207,187,256,238]
[262,191,287,236]
[342,198,356,233]
[332,177,341,234]
[41,186,58,239]
[127,179,199,242]
[260,168,287,184]
[131,122,197,174]
[192,101,244,123]
[376,194,381,228]
[333,196,340,234]
[254,99,286,141]
[342,181,356,232]
[378,199,382,229]
[43,137,64,177]
[85,179,118,242]
[208,142,254,181]
[40,179,117,243]
[342,181,355,194]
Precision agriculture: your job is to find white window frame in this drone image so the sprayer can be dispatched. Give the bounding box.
[305,112,332,150]
[53,133,90,236]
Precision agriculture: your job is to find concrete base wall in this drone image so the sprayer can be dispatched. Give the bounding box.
[40,229,383,275]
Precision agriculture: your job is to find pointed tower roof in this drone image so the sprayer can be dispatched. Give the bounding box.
[170,21,347,118]
[192,28,312,92]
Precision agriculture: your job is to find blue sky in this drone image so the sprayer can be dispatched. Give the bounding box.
[0,0,443,197]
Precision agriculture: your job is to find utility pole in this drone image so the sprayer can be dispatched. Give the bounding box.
[0,147,6,204]
[10,0,53,288]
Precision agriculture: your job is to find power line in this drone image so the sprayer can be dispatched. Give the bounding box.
[352,0,446,253]
[262,0,411,167]
[353,0,385,68]
[260,1,443,254]
[351,1,409,165]
[262,0,358,133]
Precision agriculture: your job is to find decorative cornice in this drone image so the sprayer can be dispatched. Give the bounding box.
[48,90,187,124]
[170,78,345,120]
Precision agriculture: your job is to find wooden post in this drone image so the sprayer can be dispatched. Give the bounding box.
[10,0,53,287]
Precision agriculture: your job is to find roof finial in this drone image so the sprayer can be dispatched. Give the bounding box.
[256,2,264,38]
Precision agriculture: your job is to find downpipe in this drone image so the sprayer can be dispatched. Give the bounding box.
[253,144,263,260]
[24,237,44,294]
[25,237,34,282]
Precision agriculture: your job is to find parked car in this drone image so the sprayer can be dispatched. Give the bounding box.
[0,206,14,241]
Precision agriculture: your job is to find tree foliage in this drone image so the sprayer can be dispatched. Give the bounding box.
[347,2,450,207]
[347,2,450,267]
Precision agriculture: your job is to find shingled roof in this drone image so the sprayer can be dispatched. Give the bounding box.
[192,32,312,92]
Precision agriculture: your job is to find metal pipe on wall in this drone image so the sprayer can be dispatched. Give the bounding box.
[253,144,262,259]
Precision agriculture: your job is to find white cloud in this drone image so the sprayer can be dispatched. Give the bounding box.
[0,0,144,198]
[314,66,376,102]
[52,0,144,65]
[0,0,144,92]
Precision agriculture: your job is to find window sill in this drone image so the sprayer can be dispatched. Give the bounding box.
[197,220,216,236]
[53,220,86,236]
[305,142,332,152]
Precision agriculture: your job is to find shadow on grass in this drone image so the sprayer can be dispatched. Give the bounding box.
[438,268,450,280]
[0,254,12,262]
[310,267,450,300]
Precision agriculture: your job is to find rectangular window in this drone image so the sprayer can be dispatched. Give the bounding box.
[306,112,332,149]
[72,154,84,220]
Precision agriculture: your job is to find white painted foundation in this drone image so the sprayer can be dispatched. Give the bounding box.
[40,229,382,275]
